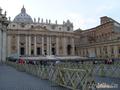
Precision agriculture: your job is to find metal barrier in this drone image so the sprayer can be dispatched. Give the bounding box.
[67,63,120,78]
[6,61,96,90]
[93,62,120,78]
[55,61,120,78]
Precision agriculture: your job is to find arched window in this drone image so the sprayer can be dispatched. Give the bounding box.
[67,27,70,31]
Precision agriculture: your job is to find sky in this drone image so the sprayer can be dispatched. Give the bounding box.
[0,0,120,30]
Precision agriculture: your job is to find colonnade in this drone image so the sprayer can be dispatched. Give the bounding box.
[8,35,75,56]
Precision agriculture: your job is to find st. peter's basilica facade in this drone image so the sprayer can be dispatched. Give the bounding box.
[7,6,75,57]
[1,6,120,62]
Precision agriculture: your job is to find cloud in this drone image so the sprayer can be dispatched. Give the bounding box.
[0,0,119,30]
[0,0,24,19]
[95,5,113,15]
[66,13,98,30]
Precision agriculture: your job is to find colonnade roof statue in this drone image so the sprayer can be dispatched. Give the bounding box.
[9,6,73,32]
[0,7,9,26]
[13,6,33,24]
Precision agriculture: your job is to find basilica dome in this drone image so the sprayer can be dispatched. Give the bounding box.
[13,6,33,24]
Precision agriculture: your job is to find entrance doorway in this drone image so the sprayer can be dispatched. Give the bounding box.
[67,45,71,55]
[20,47,25,55]
[31,49,34,55]
[37,47,41,55]
[52,48,56,55]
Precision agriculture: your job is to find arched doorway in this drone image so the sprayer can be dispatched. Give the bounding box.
[52,48,56,55]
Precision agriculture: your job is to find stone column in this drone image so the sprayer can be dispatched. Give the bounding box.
[7,35,11,57]
[63,37,67,56]
[47,36,49,55]
[84,49,87,57]
[0,8,9,62]
[0,30,2,61]
[101,47,103,57]
[99,47,101,58]
[28,36,31,55]
[2,31,7,61]
[71,38,75,56]
[49,37,52,55]
[81,49,83,56]
[84,49,86,57]
[17,35,20,56]
[42,36,44,55]
[82,49,84,56]
[88,48,95,57]
[25,35,28,56]
[107,46,111,58]
[114,46,118,58]
[96,47,100,58]
[34,36,37,56]
[56,37,59,55]
[94,48,97,57]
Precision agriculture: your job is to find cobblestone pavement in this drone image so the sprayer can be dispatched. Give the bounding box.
[95,76,120,90]
[0,65,69,90]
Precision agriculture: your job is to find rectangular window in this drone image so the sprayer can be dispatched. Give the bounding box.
[51,25,55,29]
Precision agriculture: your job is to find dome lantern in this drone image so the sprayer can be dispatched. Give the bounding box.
[21,5,26,13]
